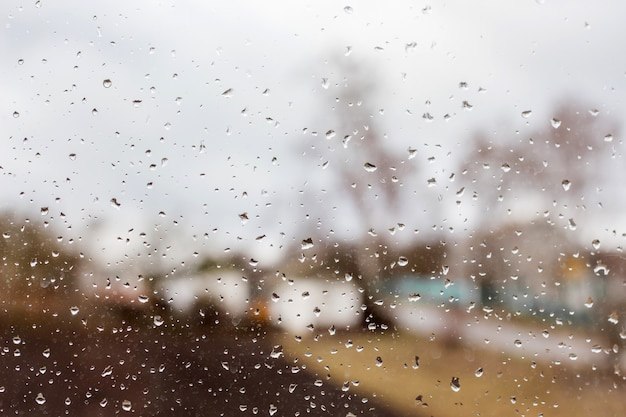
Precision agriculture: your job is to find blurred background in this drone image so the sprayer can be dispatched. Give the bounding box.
[2,1,626,415]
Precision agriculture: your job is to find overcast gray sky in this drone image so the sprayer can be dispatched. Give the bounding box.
[2,0,626,267]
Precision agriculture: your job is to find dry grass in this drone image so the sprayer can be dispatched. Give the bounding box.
[276,329,626,417]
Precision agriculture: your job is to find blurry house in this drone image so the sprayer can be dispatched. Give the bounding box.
[267,277,363,335]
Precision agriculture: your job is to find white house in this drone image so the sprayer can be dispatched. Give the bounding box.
[268,277,363,335]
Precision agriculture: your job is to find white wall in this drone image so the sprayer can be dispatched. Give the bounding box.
[268,277,362,334]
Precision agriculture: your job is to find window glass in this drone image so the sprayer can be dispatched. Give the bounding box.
[2,1,625,415]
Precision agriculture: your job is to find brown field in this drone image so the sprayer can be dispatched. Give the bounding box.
[277,329,626,417]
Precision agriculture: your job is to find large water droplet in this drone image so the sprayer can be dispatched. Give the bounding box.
[561,179,571,191]
[122,400,132,411]
[474,367,483,377]
[521,110,532,118]
[35,393,46,405]
[551,118,561,128]
[103,79,112,88]
[70,306,79,316]
[363,162,377,172]
[398,256,408,266]
[450,377,460,392]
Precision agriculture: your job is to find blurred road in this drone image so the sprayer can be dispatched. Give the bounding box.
[0,314,403,417]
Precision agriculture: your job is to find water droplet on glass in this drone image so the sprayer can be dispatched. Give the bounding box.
[138,295,149,304]
[222,88,233,97]
[561,179,571,191]
[100,398,108,407]
[153,315,164,326]
[69,153,77,161]
[325,130,336,139]
[122,400,132,411]
[514,339,522,348]
[407,147,417,159]
[584,297,594,308]
[569,353,578,361]
[35,393,46,405]
[408,293,421,302]
[269,404,278,416]
[608,311,619,324]
[542,330,550,338]
[568,218,577,231]
[92,108,98,115]
[344,6,353,14]
[521,110,532,118]
[474,367,483,377]
[450,377,461,392]
[103,79,112,88]
[12,111,19,118]
[604,133,614,142]
[301,238,314,250]
[101,365,113,377]
[271,293,280,302]
[70,306,79,316]
[363,162,377,172]
[551,118,561,128]
[398,256,408,266]
[43,348,50,358]
[376,356,383,367]
[501,163,511,172]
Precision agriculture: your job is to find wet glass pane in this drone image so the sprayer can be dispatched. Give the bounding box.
[2,1,625,415]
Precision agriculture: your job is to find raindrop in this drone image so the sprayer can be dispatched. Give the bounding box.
[608,311,619,324]
[313,307,321,317]
[398,256,408,266]
[450,377,461,392]
[514,339,522,348]
[102,79,112,88]
[325,130,336,139]
[100,398,108,407]
[138,295,149,304]
[604,133,614,142]
[344,6,353,14]
[101,365,113,377]
[521,110,532,118]
[122,400,132,411]
[568,353,578,361]
[592,239,601,251]
[376,356,383,367]
[153,315,164,326]
[221,88,233,97]
[12,336,21,345]
[301,238,314,250]
[413,356,420,369]
[542,330,550,338]
[64,397,71,405]
[271,293,280,302]
[12,111,19,118]
[568,218,577,231]
[551,118,561,128]
[501,163,511,172]
[42,348,50,358]
[92,108,98,115]
[35,393,46,405]
[363,162,377,172]
[70,306,79,316]
[561,179,571,191]
[584,297,594,308]
[69,153,77,160]
[269,404,278,416]
[408,293,421,302]
[407,147,417,159]
[474,367,483,377]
